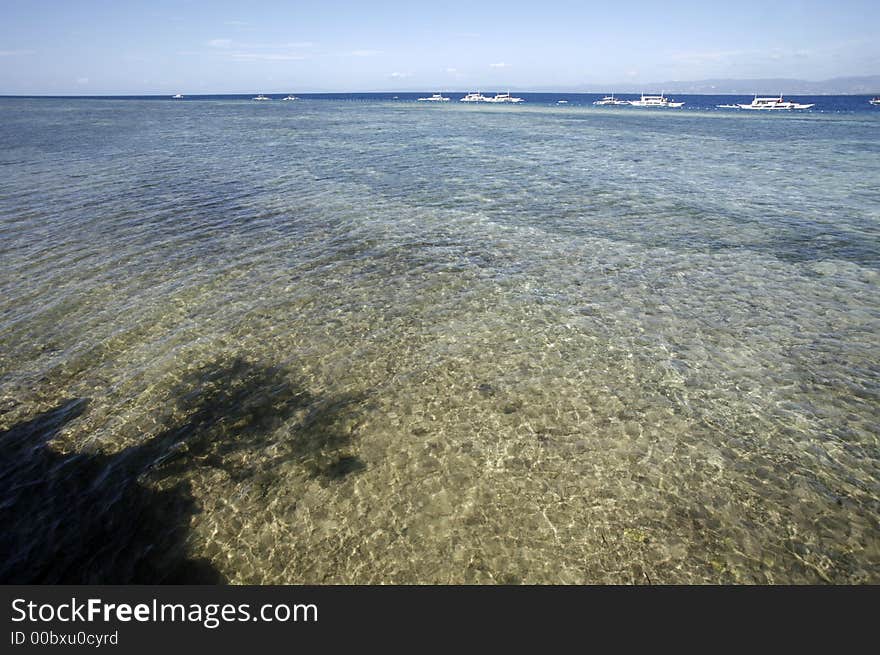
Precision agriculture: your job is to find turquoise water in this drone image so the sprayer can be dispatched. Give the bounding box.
[1,97,878,583]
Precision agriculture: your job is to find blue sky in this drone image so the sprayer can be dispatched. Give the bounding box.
[0,0,877,93]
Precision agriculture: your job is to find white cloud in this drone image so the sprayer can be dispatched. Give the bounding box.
[445,67,457,73]
[224,20,249,26]
[233,41,314,50]
[351,49,382,57]
[228,52,307,61]
[455,32,480,38]
[489,62,509,68]
[389,71,412,78]
[76,77,89,85]
[0,49,35,56]
[193,39,314,62]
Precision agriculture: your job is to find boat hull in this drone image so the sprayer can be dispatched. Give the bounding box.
[735,104,814,110]
[630,102,684,108]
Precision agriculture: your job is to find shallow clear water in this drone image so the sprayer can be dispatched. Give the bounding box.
[1,97,878,583]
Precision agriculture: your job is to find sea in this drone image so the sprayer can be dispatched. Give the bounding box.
[1,93,878,583]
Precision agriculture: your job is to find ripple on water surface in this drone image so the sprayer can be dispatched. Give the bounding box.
[0,98,878,583]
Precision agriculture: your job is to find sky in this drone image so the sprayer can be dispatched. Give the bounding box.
[0,0,878,94]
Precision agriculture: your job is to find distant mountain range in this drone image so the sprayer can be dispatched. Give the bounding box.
[560,75,880,95]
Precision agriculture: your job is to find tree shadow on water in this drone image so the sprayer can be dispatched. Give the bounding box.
[0,357,366,584]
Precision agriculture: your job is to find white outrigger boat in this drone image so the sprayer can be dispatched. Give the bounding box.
[460,92,491,102]
[252,94,271,101]
[282,95,299,101]
[486,91,524,103]
[593,93,629,106]
[735,95,813,110]
[417,93,451,102]
[629,93,684,108]
[870,97,880,106]
[172,94,183,99]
